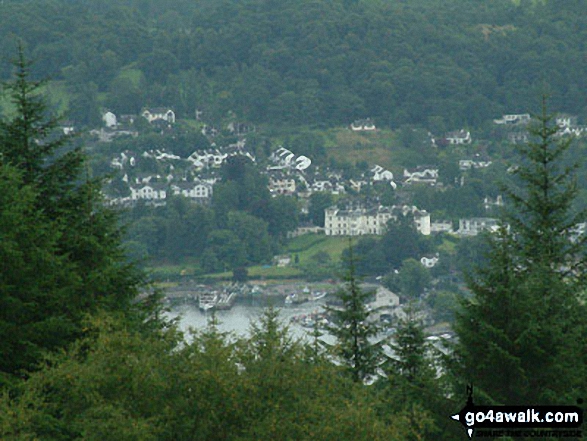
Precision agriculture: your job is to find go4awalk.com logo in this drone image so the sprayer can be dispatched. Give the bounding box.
[451,386,583,439]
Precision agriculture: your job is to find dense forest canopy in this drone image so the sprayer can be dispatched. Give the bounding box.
[1,0,585,128]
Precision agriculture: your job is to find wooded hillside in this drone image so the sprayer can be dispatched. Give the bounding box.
[1,0,585,129]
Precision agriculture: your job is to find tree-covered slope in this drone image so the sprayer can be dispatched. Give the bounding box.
[1,0,585,129]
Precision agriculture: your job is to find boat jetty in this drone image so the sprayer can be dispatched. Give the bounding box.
[284,286,329,305]
[163,281,336,312]
[164,283,241,311]
[199,290,238,311]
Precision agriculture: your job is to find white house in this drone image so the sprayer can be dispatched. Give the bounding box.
[142,108,176,124]
[349,179,368,192]
[411,208,431,236]
[61,122,75,135]
[430,220,454,234]
[273,255,292,267]
[420,255,439,268]
[457,218,499,236]
[310,180,345,195]
[223,145,257,164]
[102,111,117,128]
[170,181,213,202]
[227,121,255,135]
[155,150,181,161]
[269,176,296,195]
[370,165,394,182]
[351,118,376,131]
[188,149,227,169]
[557,126,587,138]
[493,114,531,125]
[269,147,311,171]
[556,115,578,129]
[483,195,503,211]
[459,159,492,170]
[130,183,167,201]
[403,167,439,185]
[446,130,472,145]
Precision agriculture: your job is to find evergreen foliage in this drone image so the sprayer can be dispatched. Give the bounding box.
[0,48,155,386]
[390,306,434,386]
[0,311,418,440]
[383,305,461,439]
[453,103,587,405]
[324,244,382,383]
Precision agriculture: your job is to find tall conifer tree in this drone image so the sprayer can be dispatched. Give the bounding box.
[453,102,587,405]
[0,47,155,385]
[324,243,382,383]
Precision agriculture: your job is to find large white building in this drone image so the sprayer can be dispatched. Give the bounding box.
[324,205,430,236]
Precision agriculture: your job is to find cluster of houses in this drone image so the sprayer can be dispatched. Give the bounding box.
[493,113,586,143]
[126,179,214,205]
[98,109,586,247]
[102,108,176,129]
[92,108,177,142]
[104,135,504,235]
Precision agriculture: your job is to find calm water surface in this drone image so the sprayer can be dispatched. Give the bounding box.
[166,298,333,342]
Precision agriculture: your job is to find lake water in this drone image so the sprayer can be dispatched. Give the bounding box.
[165,297,334,343]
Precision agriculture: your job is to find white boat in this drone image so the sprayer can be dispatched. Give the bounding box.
[311,291,327,301]
[199,292,218,311]
[201,303,215,312]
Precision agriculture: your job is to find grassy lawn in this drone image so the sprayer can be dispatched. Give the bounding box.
[324,129,397,169]
[285,234,350,265]
[200,265,303,281]
[147,264,200,280]
[200,235,350,281]
[147,235,352,282]
[321,127,423,175]
[285,233,328,252]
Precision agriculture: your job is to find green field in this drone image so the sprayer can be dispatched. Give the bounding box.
[148,234,352,282]
[285,234,351,265]
[323,128,398,170]
[322,127,438,176]
[203,234,351,281]
[204,265,303,281]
